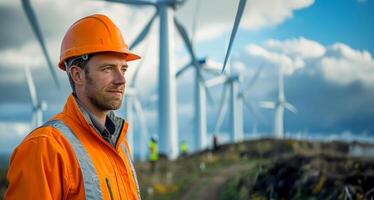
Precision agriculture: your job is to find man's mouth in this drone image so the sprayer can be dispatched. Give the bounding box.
[107,89,124,96]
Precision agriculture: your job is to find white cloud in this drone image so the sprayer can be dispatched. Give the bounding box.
[264,37,326,59]
[0,0,19,7]
[319,43,374,87]
[242,0,315,31]
[0,41,46,70]
[243,38,374,88]
[178,0,315,42]
[0,122,30,153]
[0,0,316,98]
[246,43,305,75]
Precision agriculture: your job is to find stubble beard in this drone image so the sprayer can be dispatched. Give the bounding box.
[85,74,124,111]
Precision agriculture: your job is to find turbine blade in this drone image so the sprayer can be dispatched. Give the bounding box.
[221,0,247,72]
[133,96,150,158]
[176,62,193,78]
[213,84,229,133]
[174,16,198,64]
[285,102,298,114]
[129,11,158,50]
[242,63,264,97]
[203,57,223,72]
[205,75,227,88]
[130,35,151,87]
[197,70,214,104]
[242,96,265,124]
[259,101,275,109]
[129,61,143,87]
[190,0,201,47]
[24,66,38,108]
[21,0,60,88]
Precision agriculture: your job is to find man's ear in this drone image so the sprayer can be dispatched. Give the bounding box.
[69,65,85,86]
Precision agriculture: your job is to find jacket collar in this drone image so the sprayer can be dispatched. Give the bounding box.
[62,94,128,147]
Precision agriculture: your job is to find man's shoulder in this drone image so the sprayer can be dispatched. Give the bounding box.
[24,124,58,140]
[20,119,71,149]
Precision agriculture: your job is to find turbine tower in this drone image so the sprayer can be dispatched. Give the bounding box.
[25,66,47,128]
[260,66,297,138]
[207,72,243,142]
[176,57,217,151]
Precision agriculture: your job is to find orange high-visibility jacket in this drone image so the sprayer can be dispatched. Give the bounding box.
[5,95,140,200]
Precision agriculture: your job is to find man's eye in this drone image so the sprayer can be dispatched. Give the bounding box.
[103,67,112,71]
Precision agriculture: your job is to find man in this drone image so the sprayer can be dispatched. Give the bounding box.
[180,140,188,157]
[5,14,141,200]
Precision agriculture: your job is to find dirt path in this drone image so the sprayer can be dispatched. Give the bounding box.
[180,162,254,200]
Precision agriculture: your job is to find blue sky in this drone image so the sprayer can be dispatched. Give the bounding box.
[0,0,374,155]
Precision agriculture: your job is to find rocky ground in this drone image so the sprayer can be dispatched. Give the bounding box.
[221,139,374,200]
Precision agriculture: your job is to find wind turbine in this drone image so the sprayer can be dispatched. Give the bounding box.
[125,87,150,161]
[124,44,150,161]
[237,64,266,136]
[104,0,250,155]
[176,57,219,151]
[21,0,60,88]
[174,4,219,151]
[104,0,191,159]
[24,66,47,128]
[174,0,233,151]
[259,66,297,138]
[207,62,265,142]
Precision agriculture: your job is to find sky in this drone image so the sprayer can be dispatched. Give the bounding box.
[0,0,374,154]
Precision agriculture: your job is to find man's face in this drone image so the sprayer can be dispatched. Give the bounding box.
[83,52,128,111]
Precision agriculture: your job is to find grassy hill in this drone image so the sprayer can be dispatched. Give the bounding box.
[1,138,373,199]
[136,138,374,200]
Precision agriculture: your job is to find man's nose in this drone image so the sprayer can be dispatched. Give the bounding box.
[114,68,126,85]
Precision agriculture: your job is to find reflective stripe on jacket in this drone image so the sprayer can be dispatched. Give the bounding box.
[5,94,141,200]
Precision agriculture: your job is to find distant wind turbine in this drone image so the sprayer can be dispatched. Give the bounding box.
[206,62,264,142]
[125,42,150,161]
[259,66,297,138]
[24,66,47,128]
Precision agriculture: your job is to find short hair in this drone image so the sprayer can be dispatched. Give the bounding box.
[65,54,91,92]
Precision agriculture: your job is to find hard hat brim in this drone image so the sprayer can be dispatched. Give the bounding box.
[58,48,141,71]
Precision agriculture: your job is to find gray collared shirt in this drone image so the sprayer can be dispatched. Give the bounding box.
[73,94,119,147]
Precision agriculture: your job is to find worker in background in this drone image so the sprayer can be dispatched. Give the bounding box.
[149,135,159,173]
[213,134,219,152]
[5,14,141,199]
[180,140,188,157]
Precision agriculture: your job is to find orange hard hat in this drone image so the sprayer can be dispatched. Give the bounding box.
[58,14,140,70]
